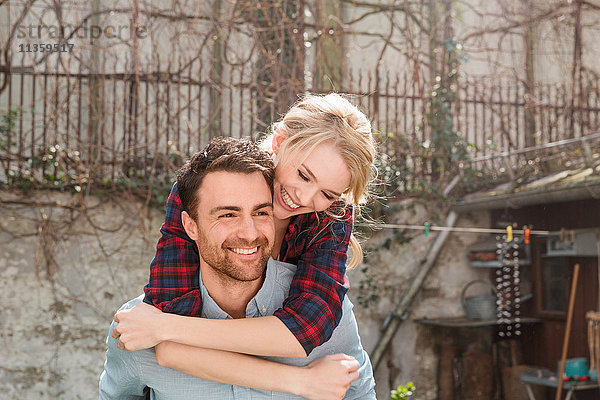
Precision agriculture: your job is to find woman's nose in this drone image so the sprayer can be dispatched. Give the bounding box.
[297,185,319,209]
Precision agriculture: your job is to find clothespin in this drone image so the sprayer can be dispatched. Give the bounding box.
[506,226,513,242]
[524,226,530,244]
[424,222,430,237]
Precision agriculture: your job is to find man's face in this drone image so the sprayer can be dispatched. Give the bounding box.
[186,171,274,283]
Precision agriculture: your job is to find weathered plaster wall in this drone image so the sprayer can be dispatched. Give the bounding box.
[0,189,162,399]
[0,189,490,399]
[348,199,492,399]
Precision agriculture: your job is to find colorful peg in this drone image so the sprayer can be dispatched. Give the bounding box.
[424,222,430,237]
[506,225,513,242]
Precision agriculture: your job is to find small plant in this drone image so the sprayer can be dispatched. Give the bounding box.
[0,109,19,180]
[390,382,419,400]
[0,109,18,151]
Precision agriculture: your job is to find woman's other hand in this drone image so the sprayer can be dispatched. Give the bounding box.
[296,353,360,400]
[112,302,166,351]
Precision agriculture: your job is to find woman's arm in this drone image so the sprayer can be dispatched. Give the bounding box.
[119,182,303,357]
[143,183,204,316]
[115,206,352,357]
[155,341,359,400]
[114,303,304,356]
[273,206,353,354]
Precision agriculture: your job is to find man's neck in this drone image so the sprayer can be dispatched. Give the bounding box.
[272,217,291,259]
[274,216,291,233]
[199,263,264,319]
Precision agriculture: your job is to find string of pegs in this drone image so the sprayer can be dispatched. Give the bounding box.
[358,221,551,236]
[506,225,531,244]
[360,221,580,242]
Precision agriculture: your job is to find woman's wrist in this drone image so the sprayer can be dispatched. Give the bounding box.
[157,312,176,343]
[278,364,309,397]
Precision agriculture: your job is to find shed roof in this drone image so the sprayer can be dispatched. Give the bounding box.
[453,165,600,212]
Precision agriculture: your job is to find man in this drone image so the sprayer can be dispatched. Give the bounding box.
[99,137,376,399]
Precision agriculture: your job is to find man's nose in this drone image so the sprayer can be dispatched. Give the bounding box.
[237,215,259,240]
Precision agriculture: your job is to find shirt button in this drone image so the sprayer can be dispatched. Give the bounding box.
[262,306,267,314]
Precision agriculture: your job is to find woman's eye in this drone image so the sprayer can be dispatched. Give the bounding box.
[323,192,334,201]
[298,170,310,182]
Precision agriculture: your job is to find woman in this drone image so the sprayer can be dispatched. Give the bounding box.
[113,93,377,398]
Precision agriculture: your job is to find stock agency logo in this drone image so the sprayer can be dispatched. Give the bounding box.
[16,22,148,41]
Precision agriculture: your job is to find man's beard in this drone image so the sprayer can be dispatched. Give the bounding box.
[196,232,271,283]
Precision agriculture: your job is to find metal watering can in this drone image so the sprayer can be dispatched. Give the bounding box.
[461,279,497,320]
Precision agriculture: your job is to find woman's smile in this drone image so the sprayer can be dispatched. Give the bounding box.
[280,186,301,210]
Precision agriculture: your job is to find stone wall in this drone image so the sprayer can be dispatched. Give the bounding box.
[0,189,162,399]
[0,189,490,399]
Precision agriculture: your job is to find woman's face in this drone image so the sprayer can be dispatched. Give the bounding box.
[272,141,352,220]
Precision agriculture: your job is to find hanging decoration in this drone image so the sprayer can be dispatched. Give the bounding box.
[495,227,521,337]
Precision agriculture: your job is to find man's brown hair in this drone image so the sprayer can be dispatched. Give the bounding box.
[177,137,274,219]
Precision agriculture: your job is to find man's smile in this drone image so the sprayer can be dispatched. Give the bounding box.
[229,246,259,255]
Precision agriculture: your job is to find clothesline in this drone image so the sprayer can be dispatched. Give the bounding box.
[356,222,551,236]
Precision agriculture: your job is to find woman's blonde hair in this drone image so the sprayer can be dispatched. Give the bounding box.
[263,93,376,269]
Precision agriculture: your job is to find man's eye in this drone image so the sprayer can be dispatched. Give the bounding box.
[298,170,310,182]
[256,211,270,216]
[219,213,234,218]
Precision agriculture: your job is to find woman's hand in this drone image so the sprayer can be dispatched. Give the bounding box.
[296,353,360,400]
[112,302,166,351]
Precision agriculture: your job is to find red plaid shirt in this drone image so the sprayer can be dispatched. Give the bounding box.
[143,183,352,355]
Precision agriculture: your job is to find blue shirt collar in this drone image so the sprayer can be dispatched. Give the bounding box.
[199,258,279,319]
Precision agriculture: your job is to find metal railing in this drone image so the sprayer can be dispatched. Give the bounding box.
[2,64,600,191]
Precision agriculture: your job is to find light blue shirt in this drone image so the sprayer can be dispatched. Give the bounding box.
[99,259,376,399]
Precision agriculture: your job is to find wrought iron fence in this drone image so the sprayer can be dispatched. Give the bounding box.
[353,71,600,192]
[2,63,600,194]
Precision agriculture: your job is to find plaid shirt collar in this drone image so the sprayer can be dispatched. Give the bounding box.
[280,201,348,261]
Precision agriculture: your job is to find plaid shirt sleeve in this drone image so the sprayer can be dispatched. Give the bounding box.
[274,204,353,356]
[142,183,203,317]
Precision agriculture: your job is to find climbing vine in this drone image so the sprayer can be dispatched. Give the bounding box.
[425,38,471,185]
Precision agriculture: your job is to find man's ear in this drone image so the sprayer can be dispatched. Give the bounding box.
[181,211,199,241]
[272,129,286,155]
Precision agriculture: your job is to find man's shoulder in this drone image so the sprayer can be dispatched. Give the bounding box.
[106,294,145,346]
[116,294,145,312]
[269,259,296,286]
[106,294,145,347]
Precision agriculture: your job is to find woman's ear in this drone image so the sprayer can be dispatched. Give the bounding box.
[272,129,286,155]
[181,211,199,241]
